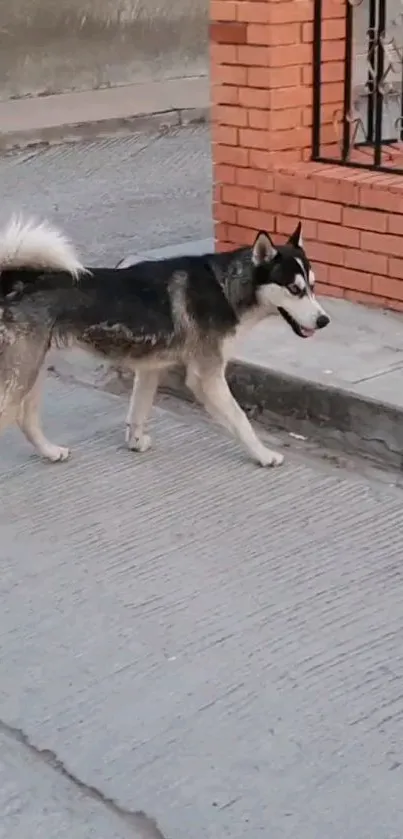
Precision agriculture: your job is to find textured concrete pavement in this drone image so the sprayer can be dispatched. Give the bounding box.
[0,727,165,839]
[0,125,213,261]
[2,129,403,838]
[1,378,403,839]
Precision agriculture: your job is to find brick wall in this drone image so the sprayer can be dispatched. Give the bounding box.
[210,0,403,311]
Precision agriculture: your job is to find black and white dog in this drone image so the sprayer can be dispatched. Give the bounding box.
[0,216,329,467]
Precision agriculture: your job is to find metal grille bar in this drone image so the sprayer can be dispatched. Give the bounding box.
[311,0,403,174]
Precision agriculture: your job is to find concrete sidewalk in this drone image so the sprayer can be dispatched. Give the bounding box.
[0,76,209,150]
[118,239,403,471]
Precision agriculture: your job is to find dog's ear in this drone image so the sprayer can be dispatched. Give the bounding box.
[252,231,277,266]
[288,221,303,249]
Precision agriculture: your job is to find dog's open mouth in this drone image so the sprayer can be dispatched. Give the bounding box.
[278,307,315,339]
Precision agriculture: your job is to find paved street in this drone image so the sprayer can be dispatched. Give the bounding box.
[1,128,403,839]
[0,125,213,262]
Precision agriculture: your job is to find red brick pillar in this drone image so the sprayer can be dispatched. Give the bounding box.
[210,0,315,250]
[210,0,403,312]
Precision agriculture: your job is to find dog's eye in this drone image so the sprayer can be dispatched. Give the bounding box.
[289,283,305,297]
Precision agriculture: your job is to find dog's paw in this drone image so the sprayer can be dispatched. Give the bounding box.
[128,432,152,453]
[46,445,70,463]
[257,448,284,468]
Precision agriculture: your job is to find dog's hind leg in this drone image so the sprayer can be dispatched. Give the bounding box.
[186,363,284,467]
[18,371,70,462]
[125,370,159,452]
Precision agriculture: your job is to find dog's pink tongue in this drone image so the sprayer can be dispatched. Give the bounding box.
[301,327,315,338]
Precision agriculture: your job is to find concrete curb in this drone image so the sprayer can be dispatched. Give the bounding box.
[225,362,403,471]
[0,77,209,151]
[0,108,208,151]
[97,362,403,472]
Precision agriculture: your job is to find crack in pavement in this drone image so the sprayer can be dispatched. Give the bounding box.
[0,718,168,838]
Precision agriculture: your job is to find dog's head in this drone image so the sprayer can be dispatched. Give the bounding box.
[251,223,330,338]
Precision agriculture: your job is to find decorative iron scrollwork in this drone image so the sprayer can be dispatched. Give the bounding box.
[312,0,403,172]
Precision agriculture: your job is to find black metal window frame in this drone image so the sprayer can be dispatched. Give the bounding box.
[311,0,403,174]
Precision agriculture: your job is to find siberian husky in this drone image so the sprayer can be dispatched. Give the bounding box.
[0,217,329,466]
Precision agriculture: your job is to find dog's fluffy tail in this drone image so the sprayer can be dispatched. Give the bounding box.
[0,215,85,279]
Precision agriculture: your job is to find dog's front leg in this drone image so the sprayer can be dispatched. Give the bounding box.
[187,365,284,467]
[18,373,70,462]
[125,369,159,452]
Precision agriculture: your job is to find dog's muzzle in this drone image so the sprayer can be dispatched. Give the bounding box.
[278,308,330,338]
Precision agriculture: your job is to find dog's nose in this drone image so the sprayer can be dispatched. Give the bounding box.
[316,314,330,330]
